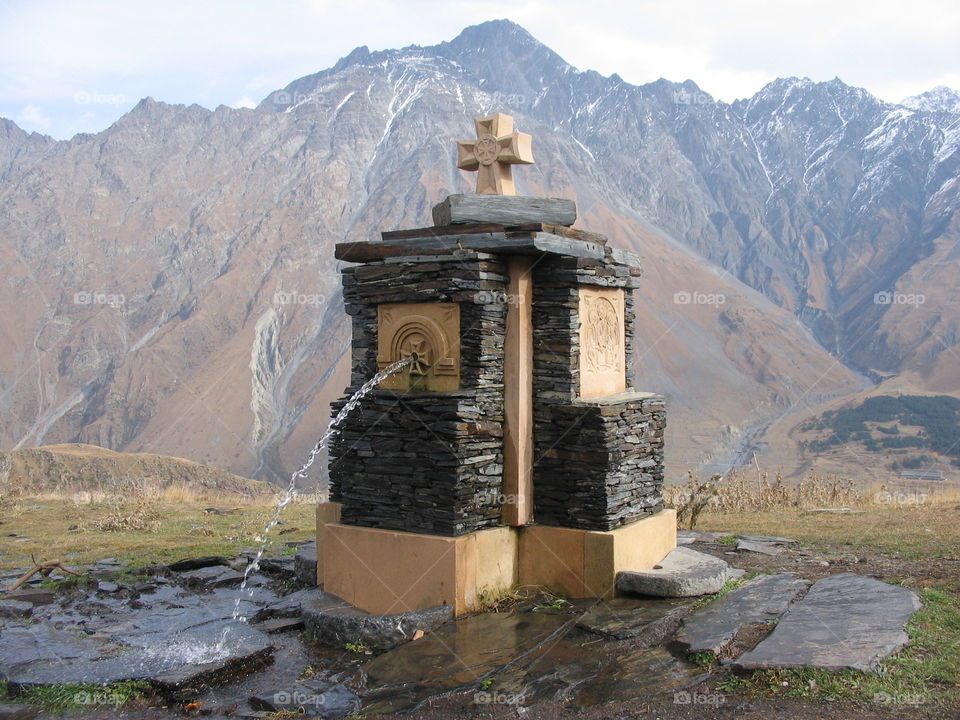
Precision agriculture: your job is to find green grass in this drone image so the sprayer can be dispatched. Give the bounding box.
[690,573,758,610]
[0,680,152,712]
[711,587,960,709]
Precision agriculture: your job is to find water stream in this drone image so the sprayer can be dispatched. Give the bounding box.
[228,356,413,626]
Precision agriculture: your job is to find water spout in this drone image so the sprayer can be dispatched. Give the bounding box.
[229,355,414,623]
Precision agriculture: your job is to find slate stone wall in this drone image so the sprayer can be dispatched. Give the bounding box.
[328,243,665,536]
[533,396,666,530]
[530,255,664,530]
[329,252,508,536]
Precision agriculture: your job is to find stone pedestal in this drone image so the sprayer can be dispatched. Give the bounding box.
[320,196,675,615]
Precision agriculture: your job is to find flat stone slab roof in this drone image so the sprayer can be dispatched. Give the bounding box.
[727,573,922,672]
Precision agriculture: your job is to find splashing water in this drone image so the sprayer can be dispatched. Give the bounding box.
[228,356,413,624]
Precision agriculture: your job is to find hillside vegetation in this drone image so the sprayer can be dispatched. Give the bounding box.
[798,395,960,471]
[0,444,274,501]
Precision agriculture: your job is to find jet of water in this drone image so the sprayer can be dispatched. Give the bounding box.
[230,355,413,622]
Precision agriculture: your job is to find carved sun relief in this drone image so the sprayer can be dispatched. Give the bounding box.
[377,303,460,392]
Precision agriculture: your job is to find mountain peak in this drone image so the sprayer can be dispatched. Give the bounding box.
[900,85,960,115]
[447,18,537,47]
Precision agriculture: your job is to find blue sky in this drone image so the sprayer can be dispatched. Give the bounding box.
[2,0,958,140]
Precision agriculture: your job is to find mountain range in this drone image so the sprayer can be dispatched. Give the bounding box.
[1,19,957,485]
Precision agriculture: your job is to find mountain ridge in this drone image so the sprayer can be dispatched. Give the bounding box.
[0,19,955,486]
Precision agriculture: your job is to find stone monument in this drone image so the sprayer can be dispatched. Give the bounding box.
[316,113,675,615]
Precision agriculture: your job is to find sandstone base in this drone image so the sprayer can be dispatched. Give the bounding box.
[317,503,675,616]
[519,509,677,598]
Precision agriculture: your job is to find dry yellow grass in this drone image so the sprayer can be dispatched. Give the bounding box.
[0,489,318,572]
[665,468,960,516]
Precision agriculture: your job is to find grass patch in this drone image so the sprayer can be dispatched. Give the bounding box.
[1,680,152,712]
[693,506,960,563]
[687,651,716,668]
[713,587,960,709]
[690,573,757,610]
[0,495,317,573]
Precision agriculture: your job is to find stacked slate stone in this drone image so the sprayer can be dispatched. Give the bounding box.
[329,253,508,536]
[531,253,665,531]
[533,396,665,530]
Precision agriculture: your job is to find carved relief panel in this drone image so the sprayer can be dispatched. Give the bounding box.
[377,303,460,392]
[578,288,626,399]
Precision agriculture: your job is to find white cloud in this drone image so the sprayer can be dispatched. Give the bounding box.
[0,0,957,138]
[16,104,51,130]
[232,96,257,109]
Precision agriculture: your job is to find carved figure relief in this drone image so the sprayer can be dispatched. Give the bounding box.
[579,288,626,398]
[377,303,460,392]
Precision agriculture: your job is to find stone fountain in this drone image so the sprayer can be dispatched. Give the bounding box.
[316,112,676,616]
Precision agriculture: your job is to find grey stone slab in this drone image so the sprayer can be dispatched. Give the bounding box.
[167,556,230,572]
[294,541,317,586]
[577,597,695,642]
[302,590,453,651]
[728,573,922,672]
[737,534,797,545]
[0,704,40,720]
[432,194,577,227]
[250,682,361,718]
[2,591,54,606]
[736,540,784,556]
[252,616,304,634]
[3,618,273,687]
[0,599,33,618]
[616,548,734,597]
[675,573,810,654]
[335,232,606,263]
[251,588,318,622]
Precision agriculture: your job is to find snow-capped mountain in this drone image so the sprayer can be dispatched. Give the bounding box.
[0,20,955,483]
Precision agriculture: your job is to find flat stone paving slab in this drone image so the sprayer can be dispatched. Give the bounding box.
[302,589,453,651]
[616,547,736,597]
[577,597,696,642]
[736,540,784,556]
[2,618,273,687]
[675,573,810,654]
[728,573,922,672]
[736,534,797,545]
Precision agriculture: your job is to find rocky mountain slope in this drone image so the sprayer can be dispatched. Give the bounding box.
[0,20,955,483]
[0,444,274,498]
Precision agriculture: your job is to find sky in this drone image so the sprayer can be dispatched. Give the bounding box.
[2,0,958,140]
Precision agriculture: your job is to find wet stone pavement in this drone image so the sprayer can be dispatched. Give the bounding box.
[0,536,925,718]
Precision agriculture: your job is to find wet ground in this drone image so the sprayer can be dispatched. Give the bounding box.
[1,534,956,719]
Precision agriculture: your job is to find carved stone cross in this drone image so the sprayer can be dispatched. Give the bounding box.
[456,113,534,195]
